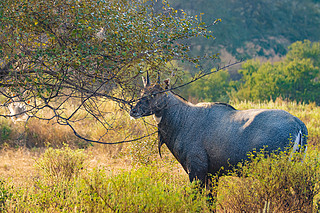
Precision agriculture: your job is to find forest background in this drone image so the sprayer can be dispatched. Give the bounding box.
[169,0,320,105]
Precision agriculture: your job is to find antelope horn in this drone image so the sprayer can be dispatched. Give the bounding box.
[157,71,160,84]
[146,70,150,86]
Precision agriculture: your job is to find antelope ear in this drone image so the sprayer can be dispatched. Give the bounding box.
[142,76,147,87]
[164,78,170,89]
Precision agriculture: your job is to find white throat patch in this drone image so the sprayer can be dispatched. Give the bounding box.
[153,115,162,124]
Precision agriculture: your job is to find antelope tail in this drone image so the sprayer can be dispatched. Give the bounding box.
[290,130,307,161]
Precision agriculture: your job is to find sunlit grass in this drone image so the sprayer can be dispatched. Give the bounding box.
[0,98,319,211]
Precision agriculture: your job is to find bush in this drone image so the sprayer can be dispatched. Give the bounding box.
[128,138,159,166]
[0,180,12,211]
[216,148,320,212]
[6,164,212,212]
[34,145,88,181]
[83,165,212,212]
[0,124,12,142]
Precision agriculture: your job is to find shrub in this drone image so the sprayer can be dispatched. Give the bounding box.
[83,165,212,212]
[6,164,211,212]
[216,148,320,212]
[128,138,159,166]
[0,180,12,211]
[34,145,88,181]
[0,124,12,142]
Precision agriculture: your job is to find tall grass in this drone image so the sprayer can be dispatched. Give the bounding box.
[2,145,320,212]
[0,99,157,158]
[0,98,320,211]
[34,144,88,181]
[216,148,320,212]
[2,148,211,212]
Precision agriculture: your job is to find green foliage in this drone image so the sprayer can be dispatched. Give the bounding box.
[0,0,217,142]
[3,135,320,212]
[184,69,234,102]
[34,144,88,181]
[0,0,215,103]
[236,40,320,103]
[286,40,320,68]
[6,164,211,212]
[187,40,320,104]
[13,178,86,212]
[83,166,211,212]
[217,148,320,212]
[0,180,12,211]
[5,146,320,212]
[0,124,11,142]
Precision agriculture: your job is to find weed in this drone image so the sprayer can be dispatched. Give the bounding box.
[0,180,12,211]
[4,164,211,212]
[128,138,158,165]
[0,124,12,142]
[83,165,212,212]
[34,144,88,181]
[216,147,320,212]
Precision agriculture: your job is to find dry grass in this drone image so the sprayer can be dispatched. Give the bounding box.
[0,98,319,183]
[0,98,184,188]
[0,145,186,189]
[0,148,39,187]
[0,148,130,186]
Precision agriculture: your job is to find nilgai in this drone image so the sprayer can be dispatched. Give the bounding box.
[130,75,308,185]
[8,102,29,123]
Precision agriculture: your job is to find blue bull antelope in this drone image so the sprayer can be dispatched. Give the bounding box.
[130,76,308,186]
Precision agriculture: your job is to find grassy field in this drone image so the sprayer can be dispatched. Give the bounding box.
[0,98,320,212]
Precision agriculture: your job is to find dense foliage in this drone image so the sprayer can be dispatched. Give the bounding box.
[0,0,216,142]
[1,148,211,212]
[185,40,320,104]
[217,148,320,212]
[185,69,232,102]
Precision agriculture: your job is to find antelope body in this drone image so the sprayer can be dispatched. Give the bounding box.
[8,102,29,123]
[130,78,308,185]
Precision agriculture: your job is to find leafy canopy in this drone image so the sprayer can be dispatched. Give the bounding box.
[0,0,217,142]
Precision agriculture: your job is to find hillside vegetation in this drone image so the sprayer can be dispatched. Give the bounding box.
[183,40,320,105]
[169,0,320,60]
[168,0,320,105]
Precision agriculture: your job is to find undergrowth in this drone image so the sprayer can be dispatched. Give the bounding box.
[3,147,211,212]
[34,145,88,181]
[216,147,320,212]
[1,145,320,212]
